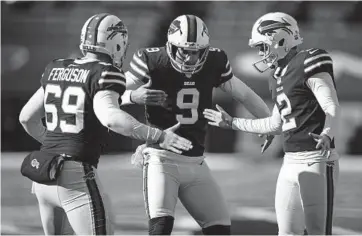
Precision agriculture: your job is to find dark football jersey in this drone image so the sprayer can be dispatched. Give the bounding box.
[128,46,233,156]
[269,48,336,152]
[40,58,126,166]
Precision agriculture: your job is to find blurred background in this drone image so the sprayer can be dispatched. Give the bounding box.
[2,1,362,235]
[2,0,362,156]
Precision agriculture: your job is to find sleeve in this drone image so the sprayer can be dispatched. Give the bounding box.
[93,90,163,142]
[93,65,126,98]
[128,49,151,84]
[306,73,340,139]
[231,104,282,135]
[304,48,334,79]
[214,49,234,87]
[120,71,147,106]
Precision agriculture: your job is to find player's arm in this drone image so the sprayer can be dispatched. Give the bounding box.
[306,72,340,141]
[232,105,282,135]
[93,90,192,153]
[119,71,144,105]
[120,50,166,106]
[304,49,339,152]
[19,87,47,143]
[219,75,271,119]
[204,104,282,135]
[214,49,270,119]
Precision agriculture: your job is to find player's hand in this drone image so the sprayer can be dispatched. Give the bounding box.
[159,122,193,154]
[259,134,275,153]
[203,104,233,129]
[309,132,332,158]
[130,82,167,106]
[131,144,147,168]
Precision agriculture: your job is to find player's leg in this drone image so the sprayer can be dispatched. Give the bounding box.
[178,161,231,235]
[33,182,73,235]
[275,160,305,235]
[301,158,339,235]
[58,161,114,235]
[144,154,180,235]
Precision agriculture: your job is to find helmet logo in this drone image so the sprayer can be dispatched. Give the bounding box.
[257,19,292,35]
[201,22,209,37]
[168,20,182,35]
[107,21,127,40]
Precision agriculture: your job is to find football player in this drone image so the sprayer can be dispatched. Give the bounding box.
[121,15,272,235]
[19,13,192,235]
[204,12,340,235]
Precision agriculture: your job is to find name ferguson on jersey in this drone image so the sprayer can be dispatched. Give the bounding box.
[48,68,90,83]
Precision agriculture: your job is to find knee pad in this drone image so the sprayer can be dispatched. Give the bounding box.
[202,225,231,235]
[149,216,174,235]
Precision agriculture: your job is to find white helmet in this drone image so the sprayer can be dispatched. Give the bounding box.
[249,12,303,72]
[166,15,210,74]
[80,13,128,68]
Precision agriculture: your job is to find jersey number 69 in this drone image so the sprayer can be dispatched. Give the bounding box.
[44,84,85,133]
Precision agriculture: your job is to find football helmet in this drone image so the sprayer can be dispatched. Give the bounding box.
[80,13,128,68]
[249,12,303,72]
[166,15,210,75]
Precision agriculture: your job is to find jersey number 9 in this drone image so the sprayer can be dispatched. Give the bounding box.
[176,88,200,125]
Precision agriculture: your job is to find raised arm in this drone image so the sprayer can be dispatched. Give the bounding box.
[93,90,192,153]
[219,75,271,118]
[120,49,167,106]
[232,104,282,135]
[204,104,282,135]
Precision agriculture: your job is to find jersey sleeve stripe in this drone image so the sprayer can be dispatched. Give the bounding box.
[304,54,330,65]
[221,66,232,77]
[130,62,151,80]
[101,71,126,79]
[98,78,126,86]
[98,62,112,66]
[304,60,333,73]
[132,55,149,71]
[225,60,230,69]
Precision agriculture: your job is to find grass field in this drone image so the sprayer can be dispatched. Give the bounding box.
[1,152,362,235]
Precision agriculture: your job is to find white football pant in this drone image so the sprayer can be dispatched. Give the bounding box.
[32,161,114,235]
[275,150,339,235]
[142,147,231,228]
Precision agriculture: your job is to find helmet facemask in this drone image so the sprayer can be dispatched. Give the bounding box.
[166,42,209,75]
[250,41,278,73]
